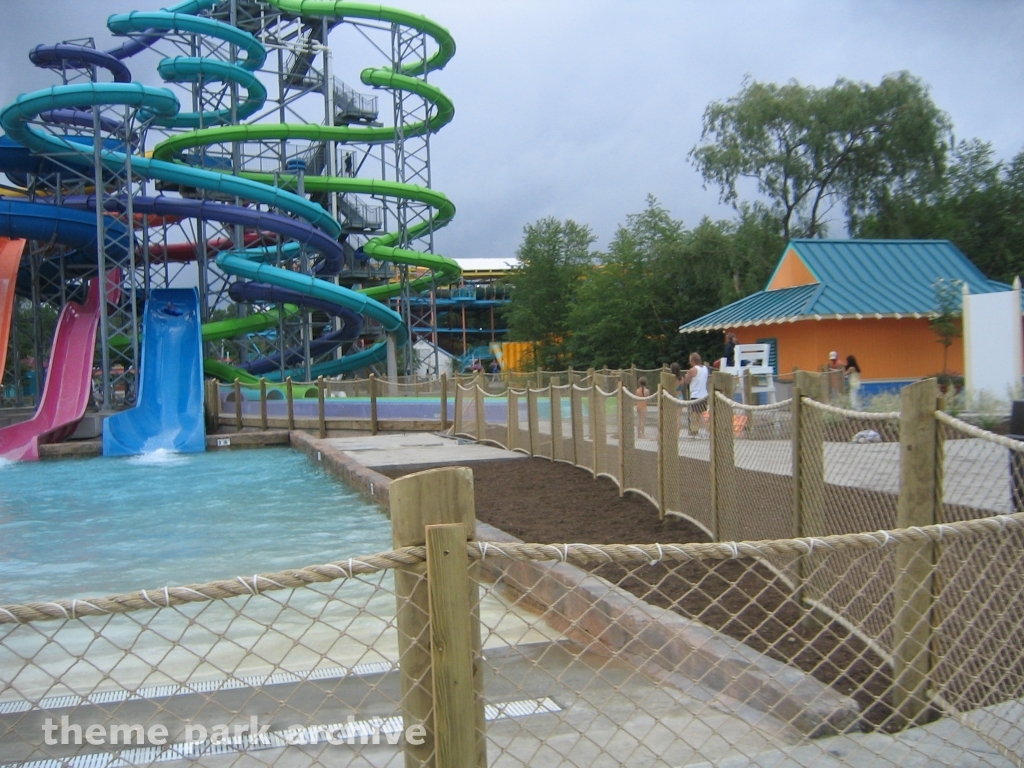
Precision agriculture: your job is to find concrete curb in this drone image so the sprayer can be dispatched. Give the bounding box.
[290,431,392,509]
[474,520,861,737]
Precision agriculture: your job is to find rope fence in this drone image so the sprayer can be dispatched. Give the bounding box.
[3,495,1024,766]
[4,371,1024,766]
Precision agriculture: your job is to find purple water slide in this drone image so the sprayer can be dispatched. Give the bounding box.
[0,271,118,461]
[64,195,346,275]
[228,281,364,374]
[63,195,356,373]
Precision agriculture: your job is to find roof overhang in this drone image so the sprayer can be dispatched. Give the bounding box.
[679,311,936,333]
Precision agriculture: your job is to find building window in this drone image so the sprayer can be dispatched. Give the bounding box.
[756,338,778,374]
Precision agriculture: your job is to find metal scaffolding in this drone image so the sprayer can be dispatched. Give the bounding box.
[3,0,449,414]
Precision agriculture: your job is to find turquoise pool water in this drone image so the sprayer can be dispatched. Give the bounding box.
[0,448,392,604]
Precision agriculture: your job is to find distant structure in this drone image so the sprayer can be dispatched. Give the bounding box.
[406,257,516,373]
[680,239,1019,394]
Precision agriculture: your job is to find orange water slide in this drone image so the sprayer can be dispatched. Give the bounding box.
[0,238,26,383]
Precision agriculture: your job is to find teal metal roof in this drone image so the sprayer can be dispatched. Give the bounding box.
[680,239,1012,332]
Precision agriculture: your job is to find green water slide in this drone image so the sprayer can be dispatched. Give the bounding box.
[2,2,460,381]
[147,0,461,361]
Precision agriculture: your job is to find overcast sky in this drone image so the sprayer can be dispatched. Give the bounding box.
[2,1,1022,261]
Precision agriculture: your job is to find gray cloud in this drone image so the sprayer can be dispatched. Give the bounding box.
[2,0,1021,260]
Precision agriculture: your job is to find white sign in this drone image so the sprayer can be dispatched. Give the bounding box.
[963,284,1024,398]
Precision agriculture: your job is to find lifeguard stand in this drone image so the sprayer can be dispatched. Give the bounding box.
[718,343,777,404]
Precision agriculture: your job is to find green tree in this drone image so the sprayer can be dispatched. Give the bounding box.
[564,198,783,369]
[855,141,1024,283]
[690,73,950,239]
[930,278,962,376]
[502,217,595,369]
[567,199,686,368]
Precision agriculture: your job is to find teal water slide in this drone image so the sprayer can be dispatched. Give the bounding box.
[0,0,459,382]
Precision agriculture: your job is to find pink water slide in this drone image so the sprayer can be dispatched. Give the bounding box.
[0,237,25,383]
[0,270,115,461]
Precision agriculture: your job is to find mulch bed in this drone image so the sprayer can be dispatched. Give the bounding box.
[383,457,909,730]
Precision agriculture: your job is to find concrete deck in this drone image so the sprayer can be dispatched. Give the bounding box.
[322,432,526,472]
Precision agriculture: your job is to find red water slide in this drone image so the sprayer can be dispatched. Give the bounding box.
[0,271,115,461]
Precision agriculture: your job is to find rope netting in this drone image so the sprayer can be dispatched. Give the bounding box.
[3,517,1024,766]
[454,381,479,441]
[937,410,1024,520]
[661,391,713,535]
[571,385,593,473]
[621,388,658,509]
[714,393,795,544]
[8,374,1024,766]
[593,385,619,483]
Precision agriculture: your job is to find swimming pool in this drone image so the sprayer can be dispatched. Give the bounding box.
[0,448,392,604]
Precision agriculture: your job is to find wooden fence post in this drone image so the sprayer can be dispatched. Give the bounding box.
[617,381,626,495]
[427,523,479,768]
[656,384,666,519]
[391,467,486,768]
[660,368,676,396]
[709,371,735,541]
[475,374,486,441]
[370,374,379,435]
[259,378,268,431]
[506,387,516,450]
[233,378,242,431]
[285,377,294,431]
[792,371,826,547]
[549,383,562,461]
[893,377,940,725]
[526,387,536,455]
[590,382,599,477]
[790,372,825,601]
[440,372,448,431]
[205,379,220,433]
[569,384,579,465]
[317,376,326,438]
[740,370,752,405]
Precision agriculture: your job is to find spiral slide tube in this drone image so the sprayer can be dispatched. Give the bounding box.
[1,0,458,415]
[151,0,461,301]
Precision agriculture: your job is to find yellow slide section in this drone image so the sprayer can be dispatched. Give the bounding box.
[0,238,26,384]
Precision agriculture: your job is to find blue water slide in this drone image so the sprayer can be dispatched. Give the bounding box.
[103,288,206,456]
[0,199,130,299]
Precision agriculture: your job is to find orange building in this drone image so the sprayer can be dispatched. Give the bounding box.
[680,239,1012,390]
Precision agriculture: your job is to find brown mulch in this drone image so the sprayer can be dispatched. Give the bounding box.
[385,457,908,731]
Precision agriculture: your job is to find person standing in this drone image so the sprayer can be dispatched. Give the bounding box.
[670,362,684,398]
[723,332,738,368]
[845,355,862,410]
[683,353,709,436]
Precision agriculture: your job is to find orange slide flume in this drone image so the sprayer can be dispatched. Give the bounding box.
[0,238,26,383]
